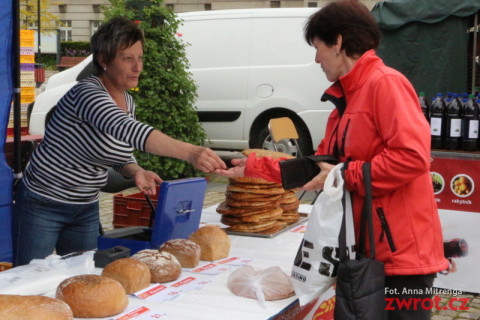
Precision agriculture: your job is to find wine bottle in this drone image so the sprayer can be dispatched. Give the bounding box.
[430,93,445,149]
[418,91,429,122]
[444,93,462,150]
[461,94,479,151]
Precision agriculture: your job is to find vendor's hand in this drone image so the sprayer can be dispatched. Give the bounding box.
[189,146,227,173]
[302,161,335,191]
[214,158,247,177]
[134,170,163,196]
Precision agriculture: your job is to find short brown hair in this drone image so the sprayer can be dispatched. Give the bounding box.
[304,0,380,57]
[91,17,145,76]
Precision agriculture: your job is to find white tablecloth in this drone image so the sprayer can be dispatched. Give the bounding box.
[2,204,312,320]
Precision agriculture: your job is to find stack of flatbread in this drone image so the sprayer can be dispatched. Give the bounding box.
[216,149,301,234]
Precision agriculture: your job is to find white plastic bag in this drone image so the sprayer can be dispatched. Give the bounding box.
[291,163,355,305]
[227,265,295,306]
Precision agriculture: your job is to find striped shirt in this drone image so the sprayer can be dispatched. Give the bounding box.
[24,76,154,203]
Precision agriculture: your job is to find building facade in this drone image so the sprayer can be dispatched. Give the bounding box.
[33,0,379,42]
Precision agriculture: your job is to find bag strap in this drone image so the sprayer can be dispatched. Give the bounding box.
[338,162,375,261]
[338,183,349,261]
[360,162,375,259]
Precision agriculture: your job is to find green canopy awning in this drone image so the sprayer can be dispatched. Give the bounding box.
[372,0,480,100]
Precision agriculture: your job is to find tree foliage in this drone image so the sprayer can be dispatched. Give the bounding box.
[20,0,61,32]
[103,0,206,179]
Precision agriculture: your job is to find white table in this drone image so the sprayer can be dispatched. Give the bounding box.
[1,204,312,320]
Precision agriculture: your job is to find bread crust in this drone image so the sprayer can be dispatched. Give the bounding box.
[225,191,281,202]
[220,207,283,224]
[189,225,231,261]
[131,250,182,283]
[0,295,73,320]
[102,258,151,294]
[227,185,286,195]
[56,275,128,318]
[159,239,201,268]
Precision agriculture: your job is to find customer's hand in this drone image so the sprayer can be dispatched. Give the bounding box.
[214,158,247,177]
[189,146,227,173]
[135,170,163,196]
[302,161,335,191]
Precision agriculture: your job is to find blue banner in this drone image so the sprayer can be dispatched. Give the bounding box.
[0,0,14,263]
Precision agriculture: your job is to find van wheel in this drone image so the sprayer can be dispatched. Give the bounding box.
[250,121,311,157]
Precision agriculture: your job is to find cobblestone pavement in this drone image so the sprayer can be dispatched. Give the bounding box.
[98,173,479,319]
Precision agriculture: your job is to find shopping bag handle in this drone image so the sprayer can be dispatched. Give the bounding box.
[339,162,375,260]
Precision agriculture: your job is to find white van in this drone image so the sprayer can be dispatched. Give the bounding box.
[29,8,333,156]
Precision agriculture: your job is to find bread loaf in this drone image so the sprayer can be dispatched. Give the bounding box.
[102,257,151,294]
[0,295,73,320]
[56,274,128,318]
[189,225,231,261]
[131,249,182,283]
[159,239,201,268]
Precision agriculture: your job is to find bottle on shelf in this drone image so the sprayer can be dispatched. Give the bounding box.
[418,91,430,122]
[461,94,479,151]
[430,93,446,149]
[444,93,462,150]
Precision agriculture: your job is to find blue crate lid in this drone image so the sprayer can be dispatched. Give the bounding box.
[150,177,207,248]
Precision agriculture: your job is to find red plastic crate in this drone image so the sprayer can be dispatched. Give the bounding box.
[112,186,160,228]
[0,262,12,272]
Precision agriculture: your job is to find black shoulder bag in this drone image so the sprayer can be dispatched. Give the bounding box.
[334,162,388,320]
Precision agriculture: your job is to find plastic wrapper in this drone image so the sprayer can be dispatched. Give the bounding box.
[0,251,95,295]
[227,265,294,306]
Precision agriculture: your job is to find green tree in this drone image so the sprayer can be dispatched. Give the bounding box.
[104,0,207,179]
[20,0,61,32]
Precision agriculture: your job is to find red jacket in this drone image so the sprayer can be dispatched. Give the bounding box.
[245,50,448,276]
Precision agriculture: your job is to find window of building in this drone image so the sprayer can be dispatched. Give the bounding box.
[59,20,72,41]
[27,21,38,29]
[308,2,318,7]
[204,3,212,10]
[270,1,280,8]
[59,4,67,13]
[91,20,101,35]
[92,4,101,13]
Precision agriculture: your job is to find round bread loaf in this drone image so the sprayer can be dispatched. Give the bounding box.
[0,295,73,320]
[131,249,182,283]
[102,258,151,294]
[56,274,128,318]
[159,239,201,268]
[189,225,231,261]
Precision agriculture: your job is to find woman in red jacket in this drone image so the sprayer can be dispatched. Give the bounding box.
[216,0,449,319]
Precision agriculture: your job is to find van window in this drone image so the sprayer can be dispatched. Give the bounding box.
[250,17,313,66]
[180,18,251,69]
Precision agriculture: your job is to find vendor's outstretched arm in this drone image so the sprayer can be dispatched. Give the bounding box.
[145,130,226,173]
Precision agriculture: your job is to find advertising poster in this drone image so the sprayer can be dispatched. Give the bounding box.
[435,209,479,294]
[430,155,480,212]
[430,153,480,294]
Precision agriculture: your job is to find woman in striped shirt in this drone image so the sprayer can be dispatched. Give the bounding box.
[12,17,226,266]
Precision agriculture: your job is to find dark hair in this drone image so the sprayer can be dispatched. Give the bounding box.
[91,16,145,76]
[304,0,380,57]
